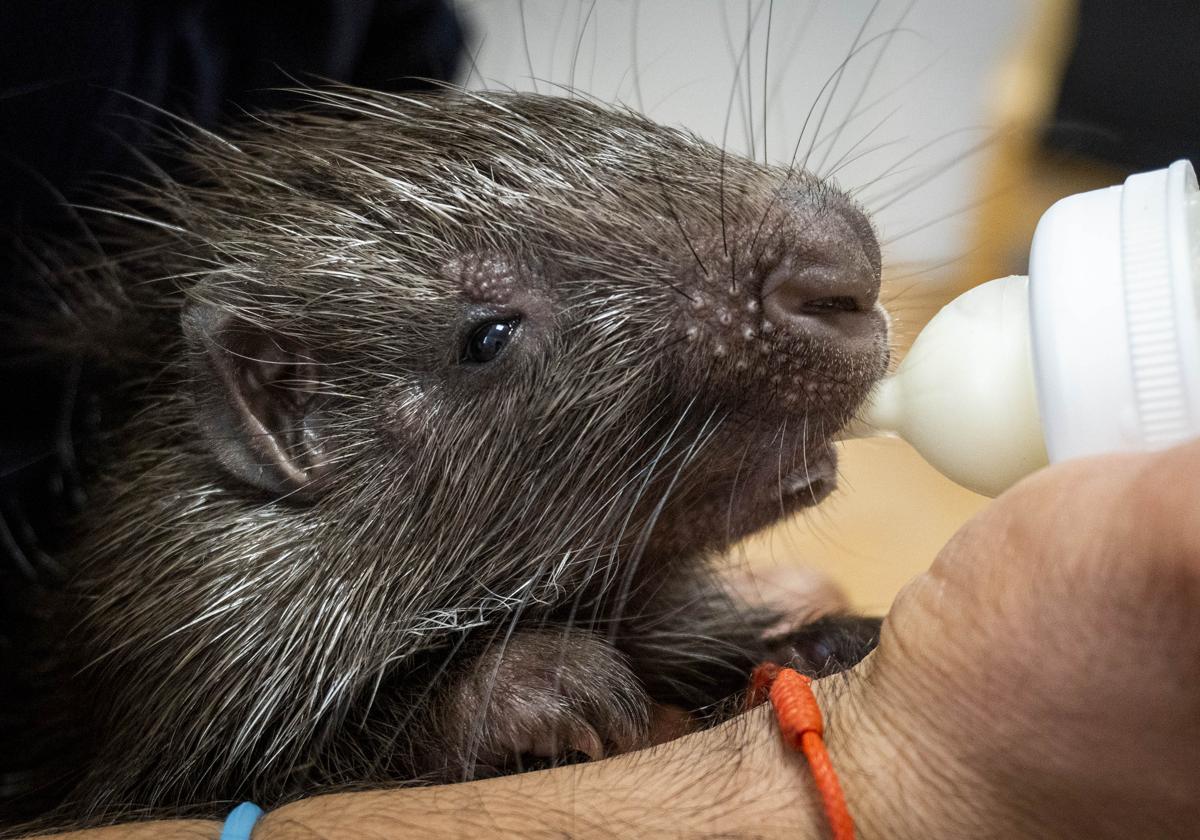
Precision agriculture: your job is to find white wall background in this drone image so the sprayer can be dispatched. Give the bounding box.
[456,0,1033,288]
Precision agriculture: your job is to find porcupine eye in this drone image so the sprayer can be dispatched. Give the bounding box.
[461,317,520,364]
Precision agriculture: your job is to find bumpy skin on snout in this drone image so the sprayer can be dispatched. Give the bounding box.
[15,88,889,825]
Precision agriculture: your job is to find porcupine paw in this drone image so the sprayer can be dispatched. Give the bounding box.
[763,614,883,678]
[722,566,882,678]
[438,630,653,778]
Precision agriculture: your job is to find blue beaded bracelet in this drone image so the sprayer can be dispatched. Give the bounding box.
[220,802,264,840]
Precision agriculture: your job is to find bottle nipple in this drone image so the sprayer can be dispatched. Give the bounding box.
[851,275,1048,497]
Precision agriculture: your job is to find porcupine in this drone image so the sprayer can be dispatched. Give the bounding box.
[4,86,889,827]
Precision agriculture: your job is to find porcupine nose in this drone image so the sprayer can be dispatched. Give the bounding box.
[760,209,882,344]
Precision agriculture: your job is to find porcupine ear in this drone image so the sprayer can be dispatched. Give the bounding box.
[183,301,328,497]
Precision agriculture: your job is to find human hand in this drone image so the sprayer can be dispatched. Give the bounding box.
[830,438,1200,838]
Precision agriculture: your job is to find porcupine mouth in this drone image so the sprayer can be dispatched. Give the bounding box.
[777,443,838,508]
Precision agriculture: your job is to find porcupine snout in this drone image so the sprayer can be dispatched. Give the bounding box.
[672,180,888,424]
[758,199,882,348]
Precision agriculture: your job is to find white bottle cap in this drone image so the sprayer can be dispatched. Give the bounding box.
[1030,160,1200,461]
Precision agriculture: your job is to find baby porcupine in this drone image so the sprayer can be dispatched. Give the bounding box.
[6,87,888,826]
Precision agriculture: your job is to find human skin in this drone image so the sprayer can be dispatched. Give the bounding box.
[39,439,1200,839]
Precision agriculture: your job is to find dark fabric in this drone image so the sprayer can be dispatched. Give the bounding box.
[1044,0,1200,171]
[0,2,465,821]
[0,0,465,230]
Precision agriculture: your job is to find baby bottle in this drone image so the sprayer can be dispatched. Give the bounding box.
[852,159,1200,497]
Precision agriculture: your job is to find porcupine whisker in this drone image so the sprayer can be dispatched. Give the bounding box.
[859,129,997,211]
[649,162,708,285]
[820,111,907,184]
[556,429,674,637]
[609,411,725,637]
[717,0,769,284]
[517,0,540,95]
[715,0,763,163]
[799,0,884,176]
[595,397,697,594]
[569,0,600,99]
[812,7,913,177]
[725,418,764,549]
[761,0,773,167]
[785,28,905,187]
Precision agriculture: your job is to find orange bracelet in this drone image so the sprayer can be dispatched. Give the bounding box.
[748,663,855,840]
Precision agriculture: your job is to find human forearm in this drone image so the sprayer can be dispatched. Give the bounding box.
[253,704,841,839]
[34,821,218,839]
[29,702,853,840]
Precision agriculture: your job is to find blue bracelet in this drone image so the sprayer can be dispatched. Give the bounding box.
[220,802,264,840]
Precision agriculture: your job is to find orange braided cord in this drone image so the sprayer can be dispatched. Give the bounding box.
[746,661,781,710]
[799,730,854,840]
[751,664,855,840]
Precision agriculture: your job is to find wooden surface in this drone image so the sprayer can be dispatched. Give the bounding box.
[732,438,987,613]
